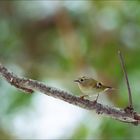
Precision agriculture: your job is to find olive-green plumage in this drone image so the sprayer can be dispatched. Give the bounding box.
[74,76,112,99]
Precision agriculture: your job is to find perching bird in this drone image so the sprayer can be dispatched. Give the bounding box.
[74,76,113,102]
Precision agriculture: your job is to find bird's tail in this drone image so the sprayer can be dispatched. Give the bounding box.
[104,86,117,92]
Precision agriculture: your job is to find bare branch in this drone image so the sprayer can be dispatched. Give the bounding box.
[0,63,140,125]
[118,50,133,109]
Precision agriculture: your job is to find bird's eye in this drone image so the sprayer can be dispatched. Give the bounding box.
[97,82,102,88]
[80,78,84,82]
[98,82,102,86]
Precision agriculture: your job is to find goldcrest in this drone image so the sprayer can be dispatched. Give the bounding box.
[74,76,113,101]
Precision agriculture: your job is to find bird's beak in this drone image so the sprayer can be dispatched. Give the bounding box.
[74,79,79,83]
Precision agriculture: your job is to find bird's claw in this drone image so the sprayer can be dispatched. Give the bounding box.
[79,95,88,99]
[93,100,97,104]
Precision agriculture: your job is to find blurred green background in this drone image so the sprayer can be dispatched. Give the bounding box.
[0,0,140,139]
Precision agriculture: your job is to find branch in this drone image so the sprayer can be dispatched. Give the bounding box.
[118,51,133,109]
[0,63,140,125]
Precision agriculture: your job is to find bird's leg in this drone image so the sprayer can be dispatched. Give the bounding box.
[80,95,88,99]
[95,94,99,103]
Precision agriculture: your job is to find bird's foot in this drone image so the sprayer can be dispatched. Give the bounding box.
[94,94,99,103]
[93,100,97,104]
[79,95,88,99]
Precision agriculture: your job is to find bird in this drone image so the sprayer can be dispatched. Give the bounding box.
[74,76,113,102]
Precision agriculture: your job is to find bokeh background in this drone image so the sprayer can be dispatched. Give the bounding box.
[0,0,140,139]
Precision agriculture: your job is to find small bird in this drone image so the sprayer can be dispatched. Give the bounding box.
[74,76,113,102]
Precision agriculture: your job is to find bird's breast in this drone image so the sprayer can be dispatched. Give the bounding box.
[78,85,102,95]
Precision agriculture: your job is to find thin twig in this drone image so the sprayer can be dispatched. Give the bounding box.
[118,50,133,109]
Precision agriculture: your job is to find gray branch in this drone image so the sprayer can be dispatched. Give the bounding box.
[0,63,140,125]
